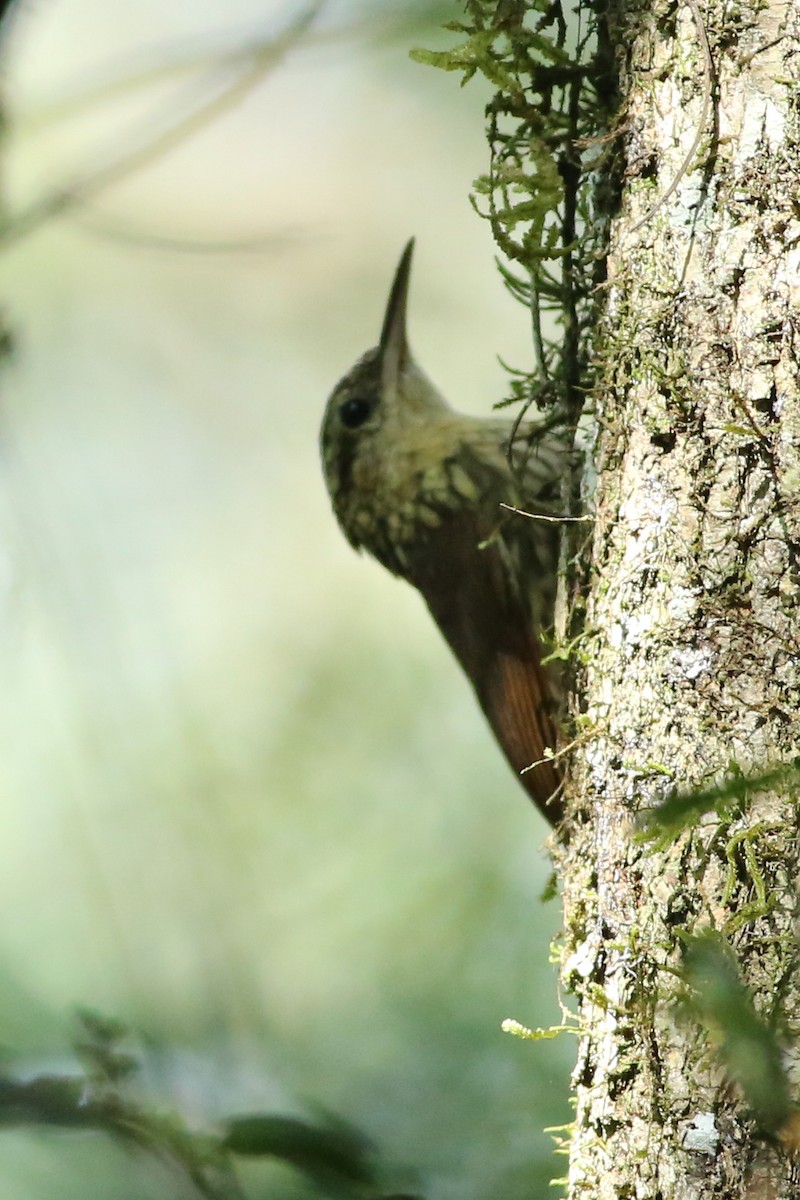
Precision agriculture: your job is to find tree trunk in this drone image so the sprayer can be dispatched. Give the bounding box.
[561,0,800,1195]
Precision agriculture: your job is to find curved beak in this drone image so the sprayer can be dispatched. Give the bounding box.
[379,238,415,393]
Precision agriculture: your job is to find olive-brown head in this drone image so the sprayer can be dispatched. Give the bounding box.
[320,239,459,573]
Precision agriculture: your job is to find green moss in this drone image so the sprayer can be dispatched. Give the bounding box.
[413,0,620,422]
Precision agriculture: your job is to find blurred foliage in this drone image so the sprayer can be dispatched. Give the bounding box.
[681,933,794,1138]
[0,1012,422,1200]
[638,759,800,844]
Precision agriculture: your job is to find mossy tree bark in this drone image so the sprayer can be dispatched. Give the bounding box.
[560,0,800,1195]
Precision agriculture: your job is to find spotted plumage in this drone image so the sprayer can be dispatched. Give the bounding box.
[320,240,567,823]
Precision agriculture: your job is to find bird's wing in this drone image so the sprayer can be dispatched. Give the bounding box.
[403,508,563,823]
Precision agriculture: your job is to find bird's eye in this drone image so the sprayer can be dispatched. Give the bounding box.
[339,396,373,429]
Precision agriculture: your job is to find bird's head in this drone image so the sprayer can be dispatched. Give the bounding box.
[320,239,449,521]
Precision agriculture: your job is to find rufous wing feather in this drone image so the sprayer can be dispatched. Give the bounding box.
[403,511,563,823]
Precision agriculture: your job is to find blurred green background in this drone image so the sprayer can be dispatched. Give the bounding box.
[0,0,573,1196]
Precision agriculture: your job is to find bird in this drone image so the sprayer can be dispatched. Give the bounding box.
[320,239,566,824]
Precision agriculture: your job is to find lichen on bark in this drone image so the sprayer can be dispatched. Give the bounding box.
[561,0,800,1194]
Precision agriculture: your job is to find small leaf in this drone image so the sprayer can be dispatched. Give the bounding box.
[75,1009,128,1047]
[224,1114,375,1186]
[501,1019,580,1041]
[722,424,755,437]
